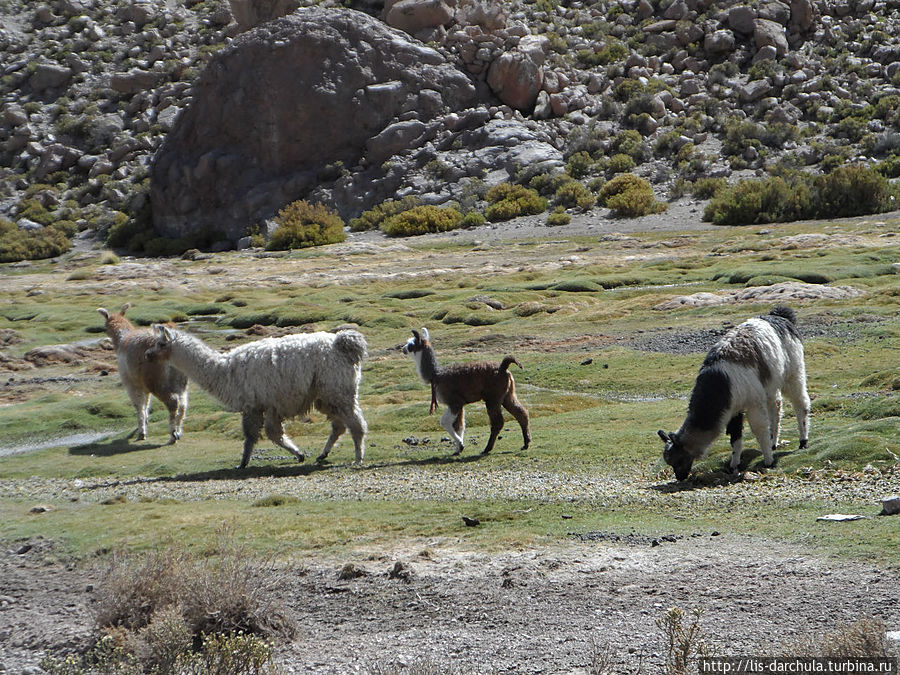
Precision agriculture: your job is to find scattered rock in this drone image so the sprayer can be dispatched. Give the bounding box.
[880,495,900,516]
[338,563,368,580]
[388,561,412,581]
[462,515,480,527]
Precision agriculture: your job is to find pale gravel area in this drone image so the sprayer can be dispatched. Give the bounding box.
[3,464,898,510]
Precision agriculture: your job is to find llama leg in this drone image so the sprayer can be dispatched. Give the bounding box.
[454,408,465,448]
[240,410,264,469]
[159,393,181,445]
[746,407,774,467]
[726,413,744,472]
[502,391,531,450]
[174,391,188,442]
[768,392,783,449]
[785,379,811,450]
[316,419,345,463]
[264,413,305,464]
[481,403,505,455]
[128,388,151,441]
[441,407,465,454]
[345,407,367,464]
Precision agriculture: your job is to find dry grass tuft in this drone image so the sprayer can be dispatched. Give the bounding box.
[93,529,295,662]
[783,616,893,658]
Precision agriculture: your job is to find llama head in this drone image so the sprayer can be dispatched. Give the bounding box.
[658,429,693,481]
[146,324,177,361]
[98,304,134,341]
[402,327,430,356]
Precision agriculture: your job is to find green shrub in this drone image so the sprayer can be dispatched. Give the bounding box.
[348,196,419,232]
[610,129,648,162]
[380,205,463,237]
[607,153,636,175]
[546,206,571,226]
[460,212,485,228]
[703,175,802,225]
[597,173,667,217]
[267,201,346,250]
[703,165,890,226]
[554,180,595,210]
[813,164,891,218]
[575,38,627,66]
[566,151,594,178]
[0,219,72,262]
[692,177,727,199]
[484,183,548,221]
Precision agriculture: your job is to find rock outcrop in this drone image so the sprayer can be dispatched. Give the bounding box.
[150,7,477,242]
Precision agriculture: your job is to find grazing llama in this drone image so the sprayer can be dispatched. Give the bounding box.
[658,306,810,480]
[97,305,188,445]
[145,325,368,468]
[402,328,530,456]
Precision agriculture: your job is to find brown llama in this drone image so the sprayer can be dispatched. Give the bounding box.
[97,304,188,444]
[402,328,530,456]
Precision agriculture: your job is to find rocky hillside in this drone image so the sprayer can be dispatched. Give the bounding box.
[1,0,899,250]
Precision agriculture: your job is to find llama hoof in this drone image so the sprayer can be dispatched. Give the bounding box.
[136,432,147,441]
[295,453,306,464]
[451,447,464,456]
[167,437,177,446]
[480,448,492,456]
[315,454,329,464]
[799,439,808,450]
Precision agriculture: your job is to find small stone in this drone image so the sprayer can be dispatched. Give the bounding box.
[462,515,480,527]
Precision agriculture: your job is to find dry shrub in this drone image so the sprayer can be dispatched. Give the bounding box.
[783,616,892,658]
[93,531,295,668]
[656,607,712,675]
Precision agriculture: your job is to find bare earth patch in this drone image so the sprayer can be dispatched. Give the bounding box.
[2,535,898,673]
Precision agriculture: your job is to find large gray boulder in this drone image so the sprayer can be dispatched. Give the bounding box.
[150,7,477,242]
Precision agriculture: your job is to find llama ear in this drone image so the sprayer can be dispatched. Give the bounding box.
[421,327,430,341]
[97,308,109,319]
[120,302,132,314]
[161,325,175,342]
[657,429,670,443]
[411,329,420,341]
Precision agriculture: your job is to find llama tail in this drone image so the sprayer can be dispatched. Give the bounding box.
[499,356,522,374]
[334,330,368,363]
[769,305,797,325]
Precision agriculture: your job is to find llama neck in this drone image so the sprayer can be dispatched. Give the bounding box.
[414,345,441,384]
[167,333,230,400]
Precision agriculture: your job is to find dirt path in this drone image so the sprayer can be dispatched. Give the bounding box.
[2,535,898,673]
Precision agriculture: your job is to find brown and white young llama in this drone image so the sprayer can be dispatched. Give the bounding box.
[97,304,189,444]
[657,306,811,481]
[402,328,531,456]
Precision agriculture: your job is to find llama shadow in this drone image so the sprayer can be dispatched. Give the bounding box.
[163,460,331,483]
[652,448,791,493]
[358,451,492,472]
[70,436,167,457]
